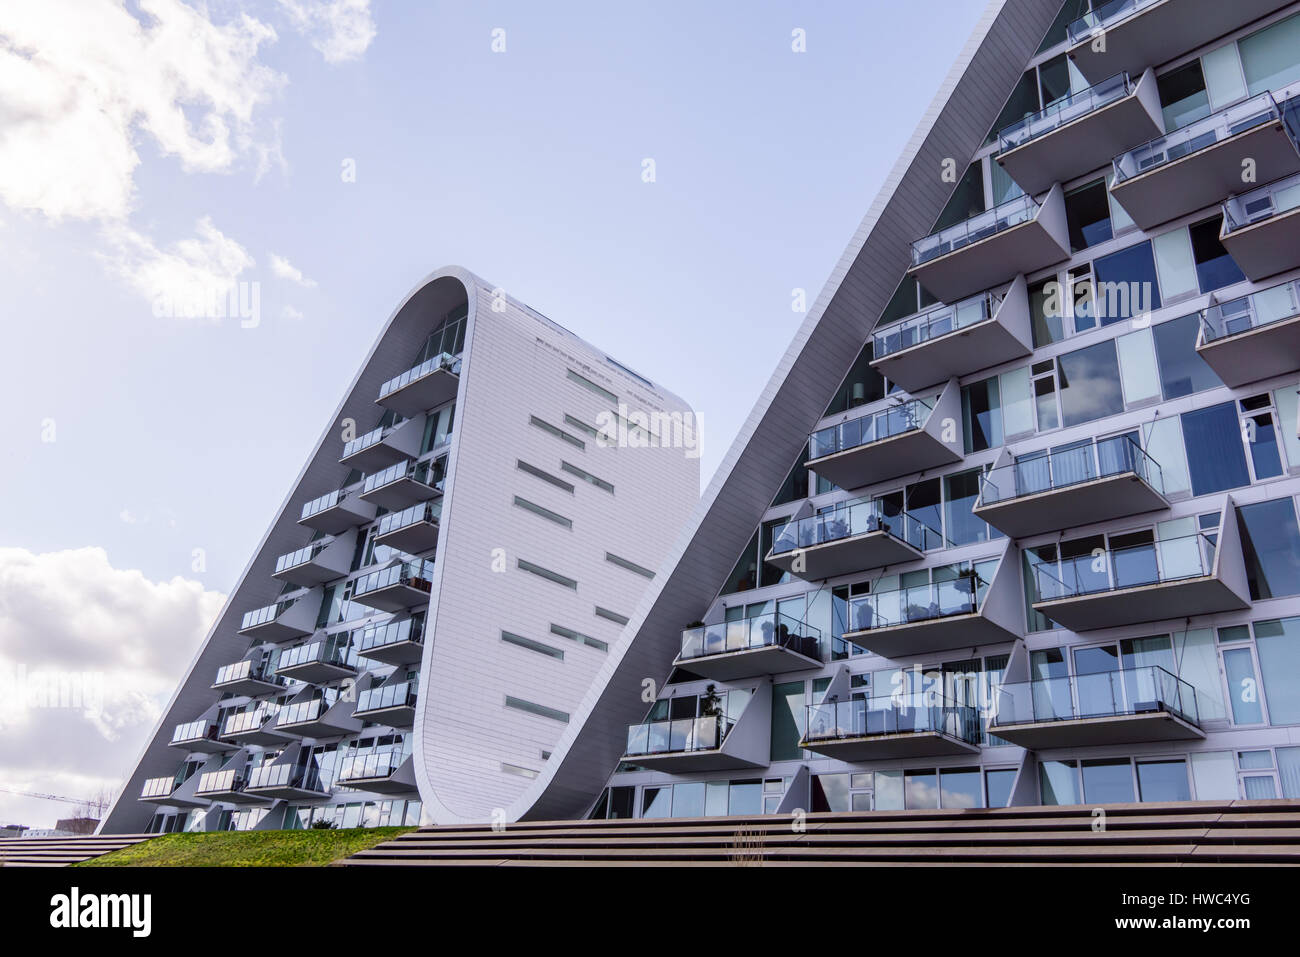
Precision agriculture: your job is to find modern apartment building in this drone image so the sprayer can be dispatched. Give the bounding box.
[101,266,699,833]
[494,0,1300,825]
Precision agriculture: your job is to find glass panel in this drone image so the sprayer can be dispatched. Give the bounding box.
[904,770,939,810]
[1082,759,1136,803]
[1058,339,1124,427]
[1158,60,1210,131]
[1143,418,1190,496]
[1175,628,1224,721]
[1277,384,1300,469]
[1202,42,1248,111]
[1237,501,1300,601]
[1240,12,1300,96]
[1117,328,1160,406]
[1152,228,1199,301]
[1092,241,1162,325]
[1136,760,1190,802]
[1039,761,1079,806]
[939,768,983,809]
[1223,647,1265,725]
[771,681,805,762]
[1180,402,1250,496]
[1256,617,1300,724]
[986,769,1017,809]
[1278,747,1300,799]
[1065,179,1114,251]
[1191,751,1238,800]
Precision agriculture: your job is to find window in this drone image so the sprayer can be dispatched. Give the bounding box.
[500,631,564,660]
[517,558,577,590]
[564,414,601,441]
[566,369,617,404]
[529,415,584,449]
[1256,617,1300,725]
[1137,760,1191,802]
[1237,500,1300,600]
[721,529,759,595]
[986,768,1017,808]
[1180,402,1250,496]
[1153,313,1222,400]
[594,606,630,625]
[1057,339,1124,428]
[504,695,569,723]
[1092,241,1162,325]
[934,162,986,229]
[1082,758,1136,804]
[961,377,1002,453]
[1189,216,1245,293]
[771,445,811,506]
[1065,179,1113,251]
[1240,12,1300,96]
[513,496,572,529]
[1221,644,1265,725]
[1029,277,1064,347]
[771,681,805,762]
[824,343,887,415]
[987,71,1043,146]
[1039,760,1080,805]
[516,460,574,493]
[1032,360,1060,432]
[877,276,939,329]
[605,552,655,579]
[561,461,614,493]
[1240,394,1286,483]
[550,623,608,652]
[1157,60,1209,131]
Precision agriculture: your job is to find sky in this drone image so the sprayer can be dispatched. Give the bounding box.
[0,0,989,828]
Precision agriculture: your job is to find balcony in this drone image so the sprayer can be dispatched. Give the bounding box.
[373,503,440,555]
[245,762,330,801]
[168,718,232,755]
[237,597,316,641]
[764,499,935,581]
[336,751,417,795]
[1066,0,1290,84]
[805,381,962,491]
[623,713,764,773]
[1110,92,1300,231]
[298,488,376,535]
[674,613,822,682]
[375,352,461,418]
[801,694,981,760]
[908,188,1070,303]
[211,658,284,696]
[273,639,356,683]
[358,459,443,510]
[974,435,1169,539]
[353,681,418,729]
[1197,279,1300,388]
[271,533,355,588]
[869,278,1033,392]
[1031,522,1251,633]
[339,419,422,472]
[193,768,266,805]
[273,696,360,740]
[138,775,204,806]
[992,666,1204,749]
[1220,172,1300,281]
[220,707,294,747]
[840,550,1022,658]
[355,617,425,666]
[350,560,435,612]
[996,70,1163,196]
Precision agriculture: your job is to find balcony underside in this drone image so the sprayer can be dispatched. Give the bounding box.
[908,218,1068,304]
[975,472,1169,540]
[353,703,416,729]
[340,441,410,473]
[627,750,767,774]
[357,639,424,666]
[844,613,1018,660]
[275,717,357,740]
[211,674,281,697]
[275,660,356,684]
[765,531,923,582]
[168,736,232,755]
[1067,0,1289,84]
[299,498,375,535]
[377,367,459,418]
[674,646,822,682]
[1110,123,1300,231]
[870,315,1031,394]
[351,581,432,613]
[220,726,296,747]
[237,618,312,642]
[245,784,330,802]
[374,521,439,555]
[192,788,268,806]
[996,87,1162,197]
[1034,575,1249,632]
[992,710,1205,749]
[801,731,979,761]
[1197,312,1300,388]
[806,429,961,492]
[359,477,440,511]
[1221,207,1300,282]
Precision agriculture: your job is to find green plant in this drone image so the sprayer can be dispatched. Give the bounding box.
[700,683,723,718]
[309,819,337,830]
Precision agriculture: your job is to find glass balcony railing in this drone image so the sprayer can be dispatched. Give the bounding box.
[195,769,246,795]
[997,73,1134,152]
[978,435,1165,506]
[1223,171,1300,232]
[910,194,1039,267]
[1200,278,1300,343]
[804,694,981,744]
[274,542,329,574]
[240,600,297,631]
[338,751,405,781]
[277,698,328,727]
[993,665,1200,728]
[342,427,386,460]
[171,719,219,744]
[356,680,418,715]
[363,459,440,495]
[810,395,937,460]
[375,503,439,538]
[352,560,435,598]
[1032,532,1217,601]
[275,639,352,674]
[1067,0,1161,45]
[625,713,733,758]
[378,352,461,402]
[679,613,822,662]
[846,574,990,633]
[1113,92,1298,183]
[872,291,1002,359]
[221,706,278,737]
[247,763,326,793]
[770,497,944,557]
[301,489,355,521]
[140,776,178,799]
[356,617,422,655]
[213,658,283,688]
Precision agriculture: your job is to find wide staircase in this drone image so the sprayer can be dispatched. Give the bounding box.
[345,800,1300,866]
[0,834,153,867]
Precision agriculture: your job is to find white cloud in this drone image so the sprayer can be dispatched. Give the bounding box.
[0,547,225,825]
[269,252,317,287]
[0,0,283,223]
[278,0,376,63]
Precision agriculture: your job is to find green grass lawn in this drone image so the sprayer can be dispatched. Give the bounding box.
[77,827,413,867]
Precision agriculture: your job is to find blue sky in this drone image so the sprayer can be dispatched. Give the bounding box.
[0,0,987,825]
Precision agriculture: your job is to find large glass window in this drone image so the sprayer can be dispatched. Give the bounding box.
[939,768,983,809]
[1039,760,1079,805]
[1092,241,1162,325]
[1065,179,1113,251]
[824,343,886,415]
[1158,60,1210,131]
[1180,402,1250,496]
[771,681,805,762]
[1237,500,1300,600]
[1189,216,1245,293]
[1029,277,1064,347]
[1240,12,1300,96]
[961,377,1003,453]
[1057,339,1124,427]
[1137,760,1191,802]
[1082,759,1136,804]
[1154,313,1222,400]
[987,71,1042,146]
[1222,646,1265,725]
[934,162,986,231]
[1256,617,1300,725]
